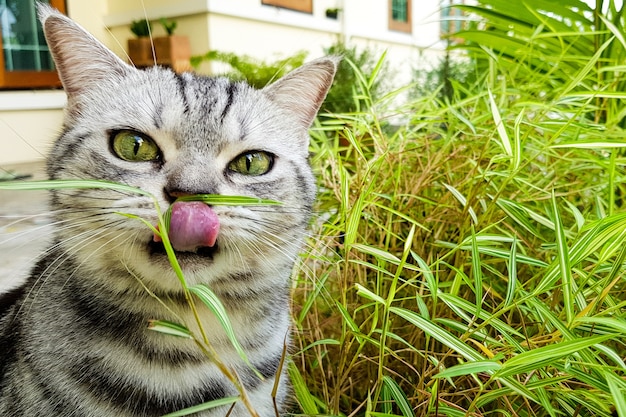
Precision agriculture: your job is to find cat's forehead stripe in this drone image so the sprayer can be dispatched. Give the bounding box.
[173,72,190,114]
[219,82,237,124]
[152,101,165,130]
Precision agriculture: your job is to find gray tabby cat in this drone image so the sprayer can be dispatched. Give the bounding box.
[0,5,336,417]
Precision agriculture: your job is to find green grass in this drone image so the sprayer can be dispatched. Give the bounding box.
[290,20,626,415]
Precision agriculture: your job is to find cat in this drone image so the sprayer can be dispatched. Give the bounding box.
[0,4,336,417]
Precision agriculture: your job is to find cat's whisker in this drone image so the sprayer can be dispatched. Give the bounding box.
[59,228,140,290]
[24,219,130,301]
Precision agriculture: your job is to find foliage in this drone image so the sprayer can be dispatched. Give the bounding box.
[411,53,476,102]
[321,40,392,114]
[130,19,151,38]
[159,17,178,36]
[290,1,626,415]
[190,50,308,89]
[454,0,626,128]
[191,40,391,114]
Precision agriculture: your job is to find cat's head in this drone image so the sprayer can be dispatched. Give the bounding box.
[39,6,337,293]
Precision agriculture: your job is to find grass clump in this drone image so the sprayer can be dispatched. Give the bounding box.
[290,2,626,415]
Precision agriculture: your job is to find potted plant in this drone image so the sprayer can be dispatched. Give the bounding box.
[153,18,191,72]
[127,19,153,67]
[325,8,340,19]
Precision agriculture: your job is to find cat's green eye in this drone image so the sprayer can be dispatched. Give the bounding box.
[228,151,273,176]
[111,130,160,162]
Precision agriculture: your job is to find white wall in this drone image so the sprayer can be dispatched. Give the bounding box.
[0,0,110,166]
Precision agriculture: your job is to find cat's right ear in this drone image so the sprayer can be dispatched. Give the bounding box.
[38,3,134,97]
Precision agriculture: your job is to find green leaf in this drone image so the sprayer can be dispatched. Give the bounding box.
[443,183,478,224]
[351,243,401,264]
[288,362,319,415]
[160,396,240,417]
[0,179,153,197]
[505,236,517,307]
[488,89,512,157]
[433,360,501,379]
[496,335,613,378]
[381,376,414,417]
[355,283,386,305]
[188,284,256,374]
[551,191,574,324]
[606,371,626,417]
[389,306,483,362]
[175,194,282,206]
[147,320,193,339]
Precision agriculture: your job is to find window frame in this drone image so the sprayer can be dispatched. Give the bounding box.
[440,0,466,42]
[261,0,313,14]
[0,0,66,89]
[388,0,412,33]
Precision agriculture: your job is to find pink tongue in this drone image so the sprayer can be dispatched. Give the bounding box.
[154,202,220,252]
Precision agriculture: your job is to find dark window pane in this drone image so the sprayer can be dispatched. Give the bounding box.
[10,49,35,70]
[1,0,54,71]
[392,0,408,23]
[39,50,54,70]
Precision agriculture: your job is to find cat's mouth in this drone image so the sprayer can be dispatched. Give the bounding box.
[147,239,219,259]
[149,201,221,260]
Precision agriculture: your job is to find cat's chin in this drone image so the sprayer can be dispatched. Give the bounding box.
[147,240,219,261]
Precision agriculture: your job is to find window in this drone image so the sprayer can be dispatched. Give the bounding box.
[389,0,411,33]
[441,0,466,40]
[261,0,313,14]
[0,0,66,89]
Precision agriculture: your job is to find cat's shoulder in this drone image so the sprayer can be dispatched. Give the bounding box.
[0,284,25,384]
[0,285,25,319]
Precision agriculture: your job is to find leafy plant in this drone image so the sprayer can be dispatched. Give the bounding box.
[130,18,151,38]
[159,17,177,36]
[289,4,626,413]
[453,0,626,128]
[411,53,476,102]
[191,50,308,89]
[321,40,392,114]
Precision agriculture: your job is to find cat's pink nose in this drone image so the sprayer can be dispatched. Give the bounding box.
[154,202,220,252]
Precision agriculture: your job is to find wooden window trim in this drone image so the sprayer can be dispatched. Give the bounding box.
[261,0,313,14]
[0,0,66,89]
[389,0,412,33]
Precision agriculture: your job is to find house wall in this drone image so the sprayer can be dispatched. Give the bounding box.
[0,0,449,165]
[0,0,112,166]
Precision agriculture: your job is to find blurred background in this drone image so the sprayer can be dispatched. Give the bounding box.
[0,0,461,166]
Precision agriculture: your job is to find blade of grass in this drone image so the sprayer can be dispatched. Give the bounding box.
[551,191,574,325]
[0,178,153,196]
[147,320,193,338]
[161,396,240,417]
[188,283,259,377]
[495,335,613,378]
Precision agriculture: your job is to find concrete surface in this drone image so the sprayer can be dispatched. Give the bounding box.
[0,161,51,291]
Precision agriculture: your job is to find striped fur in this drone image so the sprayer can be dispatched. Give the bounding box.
[0,5,336,417]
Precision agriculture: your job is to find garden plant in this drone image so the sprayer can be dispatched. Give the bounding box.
[289,0,626,415]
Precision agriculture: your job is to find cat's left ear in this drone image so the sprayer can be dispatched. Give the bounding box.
[263,57,339,128]
[38,4,133,97]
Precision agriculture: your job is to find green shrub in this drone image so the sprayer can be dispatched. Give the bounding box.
[130,19,151,38]
[411,53,476,102]
[190,50,308,89]
[290,2,626,415]
[159,17,177,36]
[321,40,392,114]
